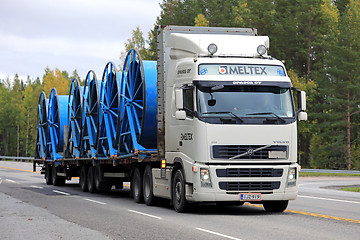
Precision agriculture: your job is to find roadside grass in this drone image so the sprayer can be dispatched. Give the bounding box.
[299,172,360,177]
[340,187,360,192]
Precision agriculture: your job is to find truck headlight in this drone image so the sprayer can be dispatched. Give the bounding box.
[200,168,212,187]
[287,167,297,186]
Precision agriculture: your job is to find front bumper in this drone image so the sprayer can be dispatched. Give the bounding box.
[186,163,299,202]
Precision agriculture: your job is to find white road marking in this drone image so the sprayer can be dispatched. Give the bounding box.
[128,210,162,220]
[84,198,107,205]
[298,195,360,204]
[30,185,43,189]
[6,179,16,183]
[53,190,70,196]
[196,228,242,240]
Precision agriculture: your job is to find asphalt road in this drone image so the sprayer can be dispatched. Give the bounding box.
[1,161,359,240]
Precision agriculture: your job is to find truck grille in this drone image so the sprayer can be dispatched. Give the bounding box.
[219,181,281,191]
[216,168,283,178]
[212,145,288,159]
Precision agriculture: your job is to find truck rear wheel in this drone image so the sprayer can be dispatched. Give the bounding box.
[172,169,188,213]
[52,165,65,186]
[80,165,88,192]
[45,164,53,185]
[143,165,156,206]
[132,167,143,203]
[95,164,112,192]
[263,200,289,212]
[87,166,97,193]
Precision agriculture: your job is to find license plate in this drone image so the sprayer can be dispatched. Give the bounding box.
[239,193,262,201]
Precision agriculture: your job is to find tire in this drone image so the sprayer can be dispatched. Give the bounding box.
[87,166,97,193]
[80,165,88,192]
[95,164,112,192]
[263,200,289,212]
[172,169,188,213]
[45,164,53,185]
[52,165,65,186]
[143,165,156,206]
[132,167,143,203]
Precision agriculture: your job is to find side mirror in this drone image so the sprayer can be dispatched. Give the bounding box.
[298,111,308,121]
[175,110,186,120]
[175,89,183,109]
[297,91,306,111]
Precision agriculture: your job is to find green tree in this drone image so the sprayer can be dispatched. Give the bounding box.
[43,68,70,96]
[120,26,154,65]
[195,13,209,27]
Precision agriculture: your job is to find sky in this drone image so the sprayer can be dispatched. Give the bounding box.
[0,0,161,82]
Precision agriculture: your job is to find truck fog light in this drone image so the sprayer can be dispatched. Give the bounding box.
[200,168,212,187]
[208,43,218,55]
[287,167,297,186]
[257,45,267,56]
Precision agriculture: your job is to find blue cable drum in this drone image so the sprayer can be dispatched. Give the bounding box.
[66,78,83,158]
[117,49,157,155]
[81,70,100,158]
[97,62,121,158]
[35,91,48,159]
[47,88,67,160]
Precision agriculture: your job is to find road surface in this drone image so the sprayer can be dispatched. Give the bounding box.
[1,161,359,240]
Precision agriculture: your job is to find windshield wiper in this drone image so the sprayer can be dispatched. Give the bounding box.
[246,112,286,123]
[202,111,243,122]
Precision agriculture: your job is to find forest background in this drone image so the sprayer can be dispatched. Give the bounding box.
[1,0,359,170]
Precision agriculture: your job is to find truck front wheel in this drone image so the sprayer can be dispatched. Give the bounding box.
[263,200,289,212]
[172,169,188,213]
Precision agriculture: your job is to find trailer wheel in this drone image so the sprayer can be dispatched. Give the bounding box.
[45,164,53,185]
[132,167,143,203]
[87,166,97,193]
[263,200,289,212]
[143,165,156,206]
[80,165,88,192]
[95,164,112,192]
[52,165,65,186]
[172,169,188,213]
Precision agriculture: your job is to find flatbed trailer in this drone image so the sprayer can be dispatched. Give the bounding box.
[34,26,307,212]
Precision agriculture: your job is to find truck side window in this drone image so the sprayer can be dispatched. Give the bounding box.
[183,88,194,117]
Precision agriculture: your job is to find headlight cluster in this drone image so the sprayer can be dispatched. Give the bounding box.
[200,168,212,187]
[287,167,297,186]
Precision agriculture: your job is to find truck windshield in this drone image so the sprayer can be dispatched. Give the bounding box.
[197,85,294,119]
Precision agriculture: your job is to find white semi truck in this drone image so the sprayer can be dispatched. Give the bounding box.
[34,26,307,213]
[153,26,307,212]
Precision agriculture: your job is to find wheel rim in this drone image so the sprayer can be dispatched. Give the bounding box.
[175,180,182,203]
[81,70,99,158]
